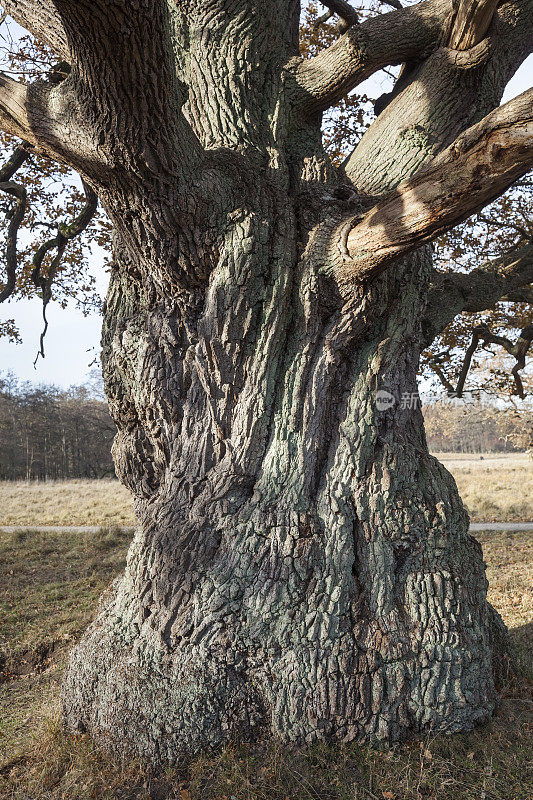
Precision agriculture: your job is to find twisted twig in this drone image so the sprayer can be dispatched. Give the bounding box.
[32,179,98,364]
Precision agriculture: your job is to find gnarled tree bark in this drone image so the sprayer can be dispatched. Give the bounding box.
[1,0,531,762]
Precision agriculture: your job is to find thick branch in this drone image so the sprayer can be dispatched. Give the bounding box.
[319,1,359,33]
[0,72,108,175]
[49,0,184,115]
[503,287,533,304]
[47,0,199,172]
[422,243,533,347]
[1,0,69,59]
[0,145,28,303]
[32,179,97,363]
[345,0,533,195]
[447,0,500,49]
[337,90,533,283]
[0,74,35,144]
[292,0,452,114]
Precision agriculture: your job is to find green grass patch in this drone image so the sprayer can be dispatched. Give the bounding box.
[0,526,129,675]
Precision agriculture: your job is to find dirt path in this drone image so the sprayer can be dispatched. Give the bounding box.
[1,523,532,533]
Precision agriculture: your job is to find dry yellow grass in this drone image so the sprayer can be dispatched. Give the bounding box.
[0,479,134,526]
[479,529,533,679]
[0,453,531,526]
[436,453,533,523]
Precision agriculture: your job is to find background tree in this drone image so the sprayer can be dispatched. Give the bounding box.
[0,371,115,479]
[0,0,532,763]
[423,398,533,453]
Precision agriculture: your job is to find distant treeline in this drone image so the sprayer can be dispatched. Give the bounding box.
[0,372,116,480]
[424,401,532,453]
[1,372,532,480]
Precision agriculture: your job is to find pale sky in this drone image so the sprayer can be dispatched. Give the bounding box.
[0,44,531,387]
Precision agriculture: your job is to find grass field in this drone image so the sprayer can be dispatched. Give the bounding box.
[0,479,134,526]
[0,453,531,527]
[0,523,531,800]
[436,453,533,523]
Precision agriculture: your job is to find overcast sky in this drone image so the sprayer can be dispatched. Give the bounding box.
[0,49,531,388]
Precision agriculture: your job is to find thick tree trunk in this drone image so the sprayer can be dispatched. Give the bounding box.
[62,206,509,759]
[44,0,526,764]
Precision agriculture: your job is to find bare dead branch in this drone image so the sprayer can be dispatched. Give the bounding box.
[447,0,500,50]
[0,145,29,303]
[0,73,36,143]
[336,89,533,283]
[292,0,451,114]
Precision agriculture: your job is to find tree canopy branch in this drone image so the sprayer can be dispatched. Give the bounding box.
[292,0,451,114]
[336,89,533,283]
[422,242,533,348]
[32,178,97,364]
[1,0,69,59]
[454,322,533,398]
[0,144,28,303]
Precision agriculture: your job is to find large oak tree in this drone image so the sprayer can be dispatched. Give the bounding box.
[0,0,532,762]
